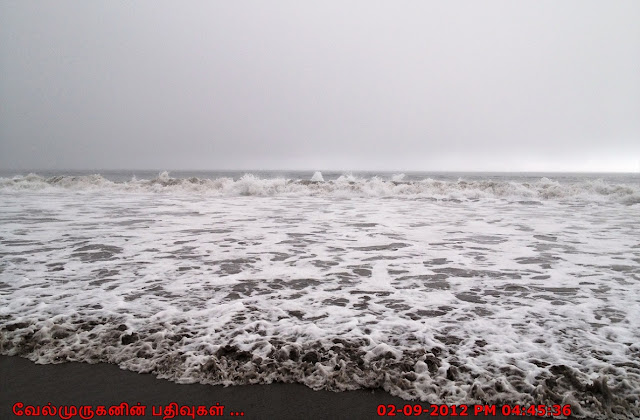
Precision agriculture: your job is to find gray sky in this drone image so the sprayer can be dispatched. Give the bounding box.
[1,1,639,172]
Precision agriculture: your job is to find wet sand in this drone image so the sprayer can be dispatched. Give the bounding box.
[0,355,548,419]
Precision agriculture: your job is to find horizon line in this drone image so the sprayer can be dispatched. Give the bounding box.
[1,168,638,175]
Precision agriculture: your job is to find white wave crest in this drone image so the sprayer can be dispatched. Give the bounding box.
[0,173,638,203]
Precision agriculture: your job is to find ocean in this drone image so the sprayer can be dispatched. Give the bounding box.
[0,170,639,418]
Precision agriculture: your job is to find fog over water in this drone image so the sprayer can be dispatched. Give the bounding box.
[1,1,639,172]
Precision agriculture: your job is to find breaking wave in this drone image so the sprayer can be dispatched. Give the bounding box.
[1,172,639,204]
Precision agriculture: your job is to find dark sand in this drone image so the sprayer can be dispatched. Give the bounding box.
[2,355,546,419]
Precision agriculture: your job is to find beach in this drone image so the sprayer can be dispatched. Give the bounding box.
[3,0,639,417]
[2,355,551,419]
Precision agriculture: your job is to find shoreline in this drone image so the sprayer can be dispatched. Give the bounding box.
[1,355,546,419]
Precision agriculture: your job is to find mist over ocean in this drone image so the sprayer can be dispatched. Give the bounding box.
[1,170,639,418]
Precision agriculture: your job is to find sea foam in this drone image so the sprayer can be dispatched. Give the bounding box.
[1,174,639,418]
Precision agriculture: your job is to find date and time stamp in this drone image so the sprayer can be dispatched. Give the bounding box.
[377,404,573,417]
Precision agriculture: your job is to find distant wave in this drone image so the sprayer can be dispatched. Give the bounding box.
[1,172,639,204]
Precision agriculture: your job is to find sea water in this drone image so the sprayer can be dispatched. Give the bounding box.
[1,171,638,418]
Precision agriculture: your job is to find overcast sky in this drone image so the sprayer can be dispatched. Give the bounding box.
[1,1,639,172]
